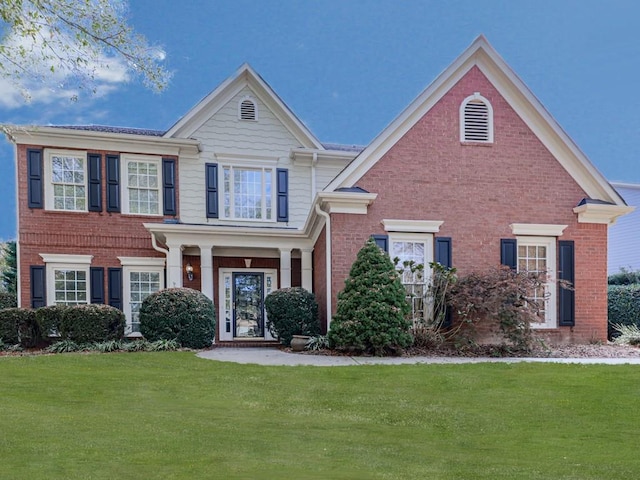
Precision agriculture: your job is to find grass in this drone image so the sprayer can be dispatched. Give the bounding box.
[1,353,640,479]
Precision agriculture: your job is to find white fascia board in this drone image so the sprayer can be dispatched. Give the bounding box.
[317,191,377,214]
[510,223,568,236]
[573,204,635,225]
[382,219,444,233]
[9,126,200,157]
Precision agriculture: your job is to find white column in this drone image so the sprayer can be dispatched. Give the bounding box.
[199,243,214,301]
[301,248,313,292]
[279,248,292,288]
[166,242,183,288]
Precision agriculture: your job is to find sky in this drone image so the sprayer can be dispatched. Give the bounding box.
[1,0,639,240]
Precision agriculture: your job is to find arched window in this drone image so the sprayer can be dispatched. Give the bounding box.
[460,92,493,143]
[239,97,257,121]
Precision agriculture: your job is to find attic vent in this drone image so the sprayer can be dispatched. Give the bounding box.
[460,93,493,143]
[239,98,257,121]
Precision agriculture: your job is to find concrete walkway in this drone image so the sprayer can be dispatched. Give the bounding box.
[197,348,640,366]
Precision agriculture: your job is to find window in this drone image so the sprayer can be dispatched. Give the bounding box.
[516,236,556,328]
[40,254,93,307]
[119,257,165,336]
[45,150,87,211]
[389,233,434,321]
[222,165,274,220]
[122,155,162,215]
[460,92,493,143]
[239,97,257,121]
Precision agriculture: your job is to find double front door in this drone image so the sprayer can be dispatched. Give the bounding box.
[219,269,276,341]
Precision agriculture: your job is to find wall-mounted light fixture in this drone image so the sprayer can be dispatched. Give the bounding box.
[185,263,194,281]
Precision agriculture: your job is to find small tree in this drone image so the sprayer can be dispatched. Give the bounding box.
[1,241,17,294]
[328,238,412,356]
[265,287,320,346]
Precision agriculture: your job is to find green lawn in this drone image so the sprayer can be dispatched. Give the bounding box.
[1,353,640,479]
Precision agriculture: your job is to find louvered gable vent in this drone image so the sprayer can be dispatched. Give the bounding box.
[460,93,493,143]
[239,99,256,121]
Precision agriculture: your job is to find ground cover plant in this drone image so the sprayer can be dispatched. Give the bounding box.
[1,353,639,479]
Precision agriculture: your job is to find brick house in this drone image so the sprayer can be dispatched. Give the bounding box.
[10,36,632,344]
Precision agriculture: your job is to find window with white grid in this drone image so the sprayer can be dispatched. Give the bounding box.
[49,153,87,211]
[516,236,556,327]
[222,166,274,220]
[53,269,88,306]
[126,159,160,215]
[129,271,161,333]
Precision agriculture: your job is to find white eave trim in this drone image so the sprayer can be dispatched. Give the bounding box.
[382,219,444,233]
[573,204,635,225]
[317,191,377,214]
[290,148,359,165]
[510,223,568,236]
[40,253,93,264]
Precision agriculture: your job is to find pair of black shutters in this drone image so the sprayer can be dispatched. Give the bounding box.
[27,149,177,216]
[205,163,289,222]
[30,266,124,310]
[500,238,575,326]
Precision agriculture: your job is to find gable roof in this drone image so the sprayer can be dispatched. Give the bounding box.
[164,63,323,149]
[325,35,626,206]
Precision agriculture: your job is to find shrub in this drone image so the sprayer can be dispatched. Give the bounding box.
[328,238,412,356]
[139,288,215,349]
[611,323,640,346]
[265,287,320,346]
[45,339,81,353]
[0,308,39,347]
[608,268,640,285]
[60,304,125,343]
[608,285,640,338]
[0,292,17,309]
[35,305,71,338]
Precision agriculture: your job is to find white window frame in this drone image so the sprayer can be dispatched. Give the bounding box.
[44,149,88,212]
[219,161,276,222]
[40,254,93,306]
[121,154,163,216]
[516,236,557,329]
[460,92,494,143]
[388,233,435,322]
[119,257,165,337]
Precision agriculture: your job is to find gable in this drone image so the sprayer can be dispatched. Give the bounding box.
[326,36,625,208]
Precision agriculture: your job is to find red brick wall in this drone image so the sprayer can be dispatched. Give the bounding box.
[313,227,328,332]
[328,66,608,343]
[16,144,177,307]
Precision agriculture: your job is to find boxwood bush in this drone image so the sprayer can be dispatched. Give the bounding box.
[0,308,39,347]
[35,305,70,338]
[35,304,125,343]
[0,292,17,309]
[265,287,320,346]
[608,285,640,339]
[139,288,215,348]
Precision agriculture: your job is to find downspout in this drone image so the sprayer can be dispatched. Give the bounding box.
[150,233,170,289]
[314,203,332,331]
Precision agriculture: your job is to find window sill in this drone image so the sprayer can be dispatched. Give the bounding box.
[460,141,493,147]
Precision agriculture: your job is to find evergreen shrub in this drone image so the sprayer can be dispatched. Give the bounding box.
[608,285,640,339]
[60,304,125,342]
[0,308,39,347]
[139,288,215,348]
[0,292,17,309]
[35,305,70,338]
[328,238,412,356]
[265,287,320,346]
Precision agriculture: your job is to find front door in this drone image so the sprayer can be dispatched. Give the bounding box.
[233,272,264,338]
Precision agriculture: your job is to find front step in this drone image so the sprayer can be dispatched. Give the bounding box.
[213,340,280,348]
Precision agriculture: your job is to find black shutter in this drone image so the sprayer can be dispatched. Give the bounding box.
[27,149,43,209]
[276,168,288,222]
[500,239,517,270]
[106,155,120,212]
[371,234,389,252]
[30,265,46,308]
[108,268,123,310]
[435,237,453,328]
[558,240,575,327]
[206,163,219,218]
[90,267,105,304]
[163,158,176,216]
[87,153,102,212]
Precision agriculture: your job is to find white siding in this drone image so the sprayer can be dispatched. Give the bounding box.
[315,162,348,192]
[609,184,640,274]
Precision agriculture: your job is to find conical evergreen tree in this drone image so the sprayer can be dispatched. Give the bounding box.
[328,238,412,355]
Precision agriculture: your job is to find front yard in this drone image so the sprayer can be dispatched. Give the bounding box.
[1,352,639,479]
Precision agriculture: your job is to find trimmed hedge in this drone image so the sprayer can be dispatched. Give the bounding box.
[608,285,640,338]
[35,305,71,338]
[265,287,320,346]
[0,308,39,347]
[0,292,17,309]
[139,288,215,349]
[35,304,125,343]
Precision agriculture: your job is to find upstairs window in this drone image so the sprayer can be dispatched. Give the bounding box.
[460,92,493,143]
[239,97,257,121]
[222,165,274,221]
[122,155,162,216]
[46,150,87,211]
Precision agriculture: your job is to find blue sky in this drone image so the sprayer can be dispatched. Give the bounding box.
[1,0,639,240]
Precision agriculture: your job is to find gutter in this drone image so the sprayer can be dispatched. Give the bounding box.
[314,203,332,332]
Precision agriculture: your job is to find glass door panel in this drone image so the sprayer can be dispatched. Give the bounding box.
[233,273,264,338]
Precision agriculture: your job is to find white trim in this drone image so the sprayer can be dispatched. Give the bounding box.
[43,149,88,212]
[121,154,164,216]
[317,191,377,214]
[460,92,494,143]
[118,256,166,267]
[40,253,93,264]
[510,223,567,237]
[382,219,443,233]
[214,152,279,166]
[573,203,635,225]
[122,264,165,336]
